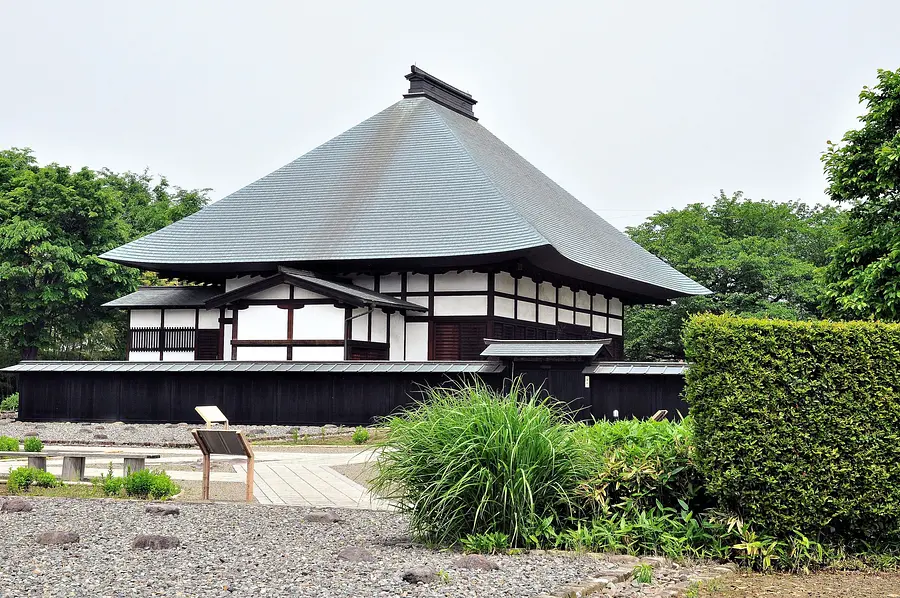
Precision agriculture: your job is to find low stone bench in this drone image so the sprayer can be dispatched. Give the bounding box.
[0,451,161,481]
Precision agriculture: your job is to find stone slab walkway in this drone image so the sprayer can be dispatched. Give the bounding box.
[0,444,390,510]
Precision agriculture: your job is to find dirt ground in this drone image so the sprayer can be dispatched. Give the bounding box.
[699,572,900,597]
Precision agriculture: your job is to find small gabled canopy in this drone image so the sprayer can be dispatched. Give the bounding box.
[481,338,611,359]
[103,286,224,309]
[205,267,427,313]
[583,361,688,375]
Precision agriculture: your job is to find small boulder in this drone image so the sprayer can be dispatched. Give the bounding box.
[35,531,79,545]
[337,546,376,562]
[93,433,108,440]
[402,567,438,584]
[145,504,180,516]
[23,431,38,437]
[248,428,267,436]
[454,554,499,570]
[2,499,33,513]
[304,510,341,524]
[132,535,180,550]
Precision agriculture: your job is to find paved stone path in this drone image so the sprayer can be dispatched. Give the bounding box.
[0,445,390,510]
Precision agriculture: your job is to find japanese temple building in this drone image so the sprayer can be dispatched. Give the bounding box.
[100,66,707,364]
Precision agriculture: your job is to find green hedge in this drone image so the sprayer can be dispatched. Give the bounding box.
[684,314,900,541]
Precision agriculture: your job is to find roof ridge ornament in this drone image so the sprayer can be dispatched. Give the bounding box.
[404,65,478,120]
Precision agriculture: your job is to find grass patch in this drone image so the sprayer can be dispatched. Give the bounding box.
[254,429,387,446]
[0,483,107,499]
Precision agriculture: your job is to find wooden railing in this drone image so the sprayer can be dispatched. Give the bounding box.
[130,327,196,352]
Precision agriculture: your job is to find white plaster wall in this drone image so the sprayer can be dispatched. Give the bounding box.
[237,346,287,361]
[130,310,161,328]
[575,290,591,310]
[433,270,487,292]
[608,298,623,317]
[381,273,402,293]
[351,308,369,341]
[163,351,193,361]
[494,272,515,294]
[608,318,623,335]
[198,310,220,329]
[406,322,429,360]
[433,295,488,316]
[128,351,158,362]
[593,295,608,313]
[407,296,429,308]
[495,296,515,318]
[389,312,405,360]
[293,304,344,340]
[371,310,388,343]
[538,282,556,303]
[223,323,233,360]
[558,286,575,307]
[292,346,344,361]
[250,283,290,300]
[538,304,556,325]
[225,276,265,292]
[238,306,287,340]
[575,311,591,327]
[164,309,194,328]
[592,315,608,333]
[407,273,429,292]
[517,300,537,322]
[517,277,537,299]
[558,308,574,324]
[354,275,375,290]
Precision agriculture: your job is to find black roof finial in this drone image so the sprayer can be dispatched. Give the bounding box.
[404,65,477,120]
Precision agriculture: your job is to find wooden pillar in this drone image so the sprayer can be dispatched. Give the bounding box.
[202,453,211,500]
[245,454,255,503]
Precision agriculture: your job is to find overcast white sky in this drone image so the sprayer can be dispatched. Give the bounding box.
[2,1,897,230]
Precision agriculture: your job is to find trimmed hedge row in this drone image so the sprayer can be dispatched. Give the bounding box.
[684,314,900,541]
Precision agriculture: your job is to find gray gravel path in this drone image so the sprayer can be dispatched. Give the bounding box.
[0,420,356,447]
[0,498,602,597]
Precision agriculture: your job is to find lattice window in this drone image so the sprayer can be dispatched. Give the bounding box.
[130,328,196,352]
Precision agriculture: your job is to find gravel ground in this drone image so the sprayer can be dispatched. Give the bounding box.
[695,571,900,597]
[0,498,604,598]
[176,480,256,503]
[0,420,356,447]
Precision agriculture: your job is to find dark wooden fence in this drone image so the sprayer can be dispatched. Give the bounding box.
[15,366,686,425]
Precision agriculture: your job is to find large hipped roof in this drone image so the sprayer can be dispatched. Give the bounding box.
[101,73,709,301]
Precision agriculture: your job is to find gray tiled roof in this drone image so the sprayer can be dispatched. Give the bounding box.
[101,96,709,299]
[481,339,610,358]
[2,361,505,374]
[583,362,688,375]
[103,286,223,308]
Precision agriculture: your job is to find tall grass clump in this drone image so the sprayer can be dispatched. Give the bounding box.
[372,379,587,546]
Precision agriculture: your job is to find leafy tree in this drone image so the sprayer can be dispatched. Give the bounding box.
[821,68,900,320]
[624,191,844,360]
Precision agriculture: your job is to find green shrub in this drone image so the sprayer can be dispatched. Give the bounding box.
[684,315,900,542]
[372,379,588,546]
[23,436,43,452]
[0,393,18,412]
[0,436,18,451]
[633,563,653,584]
[102,475,125,497]
[461,532,510,554]
[352,426,369,445]
[122,469,179,499]
[7,467,60,493]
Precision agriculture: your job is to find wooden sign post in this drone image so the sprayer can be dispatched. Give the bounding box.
[191,428,255,503]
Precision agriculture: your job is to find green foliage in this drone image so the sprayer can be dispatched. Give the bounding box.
[684,314,900,542]
[7,466,60,493]
[371,379,588,546]
[351,426,369,445]
[122,468,179,499]
[101,475,124,497]
[624,191,844,360]
[0,392,18,412]
[633,563,653,584]
[23,436,43,452]
[0,435,18,451]
[461,532,510,554]
[821,68,900,321]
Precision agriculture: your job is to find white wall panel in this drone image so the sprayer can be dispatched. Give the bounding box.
[558,286,574,307]
[294,305,344,340]
[495,297,515,318]
[128,351,158,362]
[238,346,287,361]
[538,282,556,302]
[407,273,429,292]
[609,317,623,335]
[162,351,194,361]
[250,284,290,300]
[434,270,487,292]
[164,309,194,328]
[517,277,536,299]
[381,273,402,293]
[389,312,405,360]
[239,306,287,340]
[406,322,429,360]
[131,310,161,328]
[433,295,488,316]
[371,310,388,343]
[407,296,429,308]
[592,315,608,333]
[575,311,590,327]
[558,308,574,324]
[292,346,344,361]
[291,286,327,300]
[538,304,556,325]
[351,308,369,341]
[354,275,375,290]
[225,276,264,292]
[223,324,232,360]
[517,301,537,322]
[495,272,516,294]
[198,310,220,329]
[593,295,608,313]
[575,290,591,310]
[608,298,623,317]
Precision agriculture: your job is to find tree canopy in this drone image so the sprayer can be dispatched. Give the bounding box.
[624,191,844,360]
[821,68,900,320]
[0,148,208,361]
